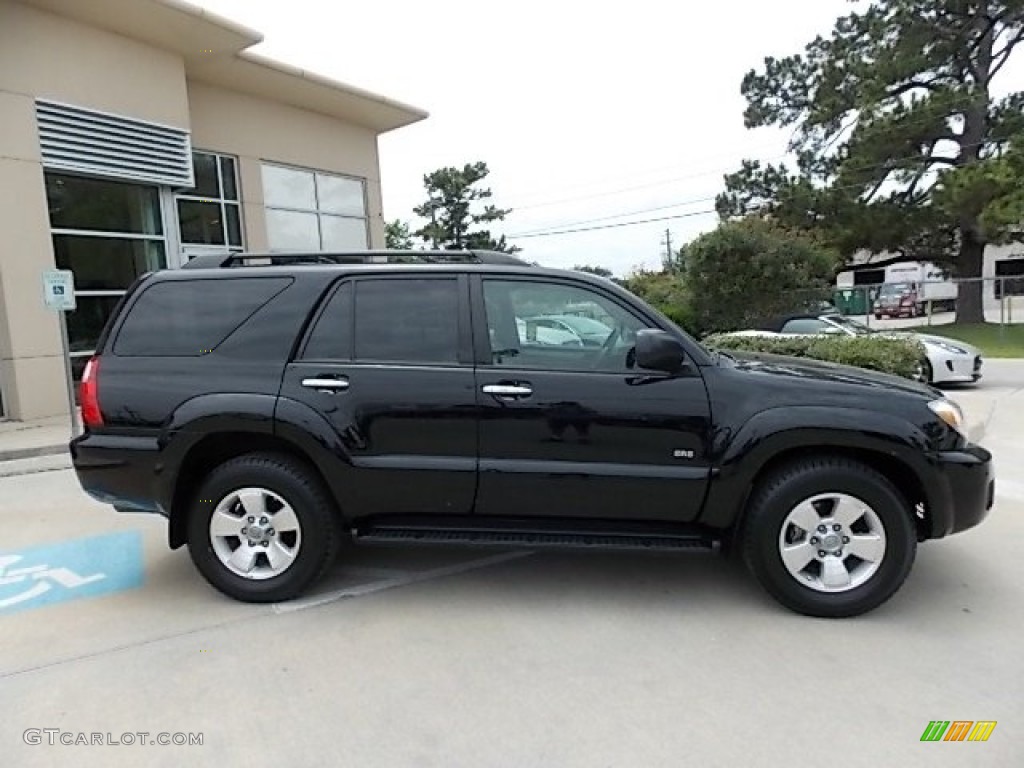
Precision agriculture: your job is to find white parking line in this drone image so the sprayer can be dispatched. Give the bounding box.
[272,550,534,614]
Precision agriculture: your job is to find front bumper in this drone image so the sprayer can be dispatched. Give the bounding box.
[929,350,982,384]
[925,443,994,539]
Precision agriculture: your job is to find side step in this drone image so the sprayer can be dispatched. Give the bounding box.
[354,526,716,553]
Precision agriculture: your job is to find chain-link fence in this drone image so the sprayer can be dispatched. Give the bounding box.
[830,276,1024,328]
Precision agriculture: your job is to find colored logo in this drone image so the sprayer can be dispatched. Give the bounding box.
[920,721,997,742]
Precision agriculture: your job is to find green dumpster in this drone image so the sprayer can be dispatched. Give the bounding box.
[832,288,869,316]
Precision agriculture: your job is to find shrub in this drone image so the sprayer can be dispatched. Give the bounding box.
[679,218,842,334]
[620,270,701,335]
[702,333,926,379]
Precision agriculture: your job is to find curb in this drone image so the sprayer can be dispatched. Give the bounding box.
[0,444,69,463]
[0,453,72,478]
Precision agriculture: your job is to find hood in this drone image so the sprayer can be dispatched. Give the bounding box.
[882,331,979,355]
[718,349,938,398]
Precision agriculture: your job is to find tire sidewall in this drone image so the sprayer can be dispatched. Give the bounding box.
[187,458,333,602]
[746,465,916,617]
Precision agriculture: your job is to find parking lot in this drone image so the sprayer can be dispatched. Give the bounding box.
[2,364,1023,767]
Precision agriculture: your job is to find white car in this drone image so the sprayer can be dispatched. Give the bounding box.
[723,313,982,386]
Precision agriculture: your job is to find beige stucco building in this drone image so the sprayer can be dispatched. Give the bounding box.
[0,0,427,420]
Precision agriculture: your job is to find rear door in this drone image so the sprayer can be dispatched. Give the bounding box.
[472,274,713,522]
[278,273,478,517]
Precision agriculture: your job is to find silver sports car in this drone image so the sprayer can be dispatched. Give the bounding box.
[724,313,982,386]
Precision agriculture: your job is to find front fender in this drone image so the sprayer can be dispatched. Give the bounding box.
[699,406,934,529]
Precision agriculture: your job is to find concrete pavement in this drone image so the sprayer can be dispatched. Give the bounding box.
[1,381,1023,765]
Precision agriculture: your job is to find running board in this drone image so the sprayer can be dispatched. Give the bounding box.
[354,526,716,552]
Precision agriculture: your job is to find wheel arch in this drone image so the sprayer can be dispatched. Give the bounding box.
[168,432,341,550]
[701,407,936,546]
[732,445,930,544]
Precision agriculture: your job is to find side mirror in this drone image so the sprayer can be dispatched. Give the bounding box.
[634,329,687,373]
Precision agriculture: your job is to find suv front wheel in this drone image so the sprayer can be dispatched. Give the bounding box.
[741,457,916,618]
[187,453,341,603]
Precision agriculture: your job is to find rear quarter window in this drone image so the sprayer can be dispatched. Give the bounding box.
[112,277,293,356]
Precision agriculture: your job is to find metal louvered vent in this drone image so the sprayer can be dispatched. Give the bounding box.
[36,100,193,187]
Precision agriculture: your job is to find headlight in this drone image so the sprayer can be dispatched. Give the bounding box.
[928,399,966,437]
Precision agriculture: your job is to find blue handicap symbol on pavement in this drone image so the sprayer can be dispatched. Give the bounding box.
[0,531,143,615]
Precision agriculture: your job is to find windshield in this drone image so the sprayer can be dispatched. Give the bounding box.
[878,282,912,296]
[823,314,875,334]
[548,315,613,336]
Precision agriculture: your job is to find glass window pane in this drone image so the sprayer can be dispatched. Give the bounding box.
[113,278,293,357]
[67,295,124,354]
[220,156,239,200]
[354,279,459,364]
[266,209,319,251]
[482,280,646,371]
[316,174,365,216]
[46,174,162,234]
[780,318,830,334]
[225,203,243,247]
[53,235,165,291]
[320,215,367,250]
[303,282,353,360]
[178,200,226,245]
[262,164,316,210]
[179,152,219,198]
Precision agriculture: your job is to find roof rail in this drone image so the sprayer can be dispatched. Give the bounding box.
[179,250,530,269]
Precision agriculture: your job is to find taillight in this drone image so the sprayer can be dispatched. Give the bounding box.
[79,356,103,428]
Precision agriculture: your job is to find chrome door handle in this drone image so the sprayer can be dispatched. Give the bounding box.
[482,384,532,397]
[302,377,350,392]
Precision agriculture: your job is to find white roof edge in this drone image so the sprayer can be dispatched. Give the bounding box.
[158,0,265,48]
[238,49,430,123]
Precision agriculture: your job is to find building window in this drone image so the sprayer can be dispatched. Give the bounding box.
[175,151,244,256]
[45,173,167,383]
[261,162,368,251]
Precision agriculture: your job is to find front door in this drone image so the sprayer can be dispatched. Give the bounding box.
[279,274,478,518]
[472,275,713,522]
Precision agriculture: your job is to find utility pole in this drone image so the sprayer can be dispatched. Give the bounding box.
[661,228,674,270]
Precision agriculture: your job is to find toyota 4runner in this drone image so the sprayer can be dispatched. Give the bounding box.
[70,250,995,617]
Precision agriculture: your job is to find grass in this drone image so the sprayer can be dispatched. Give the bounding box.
[906,323,1024,358]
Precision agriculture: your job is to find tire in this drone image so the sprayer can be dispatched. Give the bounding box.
[741,457,916,618]
[913,357,933,385]
[187,452,341,603]
[874,313,882,320]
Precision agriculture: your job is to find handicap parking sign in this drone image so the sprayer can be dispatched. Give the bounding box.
[0,531,143,614]
[42,269,76,311]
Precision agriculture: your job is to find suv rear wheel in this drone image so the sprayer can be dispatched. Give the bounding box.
[741,457,916,618]
[187,453,341,603]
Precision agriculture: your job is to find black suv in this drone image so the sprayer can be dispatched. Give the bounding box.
[70,251,995,617]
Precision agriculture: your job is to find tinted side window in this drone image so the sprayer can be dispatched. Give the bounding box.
[113,277,292,356]
[482,279,648,372]
[354,278,459,364]
[302,282,354,360]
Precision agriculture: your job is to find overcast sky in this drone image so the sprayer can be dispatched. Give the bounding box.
[191,0,1023,275]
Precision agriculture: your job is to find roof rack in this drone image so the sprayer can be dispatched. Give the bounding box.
[181,250,530,270]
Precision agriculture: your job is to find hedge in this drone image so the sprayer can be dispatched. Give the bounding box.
[702,333,926,380]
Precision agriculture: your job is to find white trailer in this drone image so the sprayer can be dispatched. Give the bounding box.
[884,262,957,311]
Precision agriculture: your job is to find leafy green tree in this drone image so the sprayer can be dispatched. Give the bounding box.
[385,219,415,250]
[681,218,841,334]
[717,0,1024,323]
[412,162,519,252]
[621,269,697,334]
[573,264,614,278]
